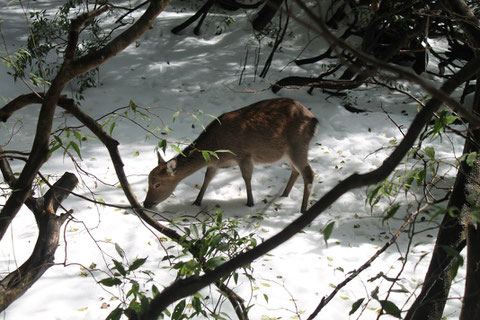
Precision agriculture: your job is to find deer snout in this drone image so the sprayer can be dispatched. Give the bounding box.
[143,200,158,209]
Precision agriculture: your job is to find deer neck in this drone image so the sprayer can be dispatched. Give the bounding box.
[173,144,209,179]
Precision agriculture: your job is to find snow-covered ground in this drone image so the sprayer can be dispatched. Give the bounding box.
[0,1,466,319]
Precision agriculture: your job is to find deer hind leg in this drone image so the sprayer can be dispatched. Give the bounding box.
[281,166,299,197]
[288,145,314,213]
[239,158,254,207]
[299,165,314,213]
[193,166,218,206]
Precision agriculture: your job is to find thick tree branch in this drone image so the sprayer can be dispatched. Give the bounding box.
[65,6,109,61]
[0,146,17,186]
[0,93,43,122]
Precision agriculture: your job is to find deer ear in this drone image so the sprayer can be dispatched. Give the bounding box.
[157,150,166,165]
[166,159,177,176]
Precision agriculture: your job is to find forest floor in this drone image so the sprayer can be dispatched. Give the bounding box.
[0,1,466,319]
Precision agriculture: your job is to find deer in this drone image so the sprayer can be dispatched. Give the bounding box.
[143,98,318,213]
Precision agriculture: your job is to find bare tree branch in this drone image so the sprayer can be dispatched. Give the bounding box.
[0,172,78,312]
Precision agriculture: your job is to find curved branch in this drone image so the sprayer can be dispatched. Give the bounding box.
[115,1,150,24]
[71,0,171,75]
[0,93,43,122]
[272,77,363,93]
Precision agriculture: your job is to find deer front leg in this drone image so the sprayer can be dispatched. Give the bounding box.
[193,166,218,206]
[239,158,254,207]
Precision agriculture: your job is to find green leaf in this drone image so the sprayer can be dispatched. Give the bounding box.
[192,295,202,313]
[129,257,147,272]
[214,149,235,155]
[380,300,402,318]
[126,281,140,299]
[424,146,435,159]
[349,298,364,315]
[152,284,160,298]
[322,221,335,244]
[115,243,125,258]
[49,136,63,154]
[113,259,126,277]
[191,113,206,131]
[171,144,185,157]
[445,115,458,124]
[109,122,116,135]
[209,151,220,160]
[416,168,426,186]
[210,233,223,249]
[205,256,225,270]
[99,277,122,287]
[128,300,142,314]
[367,185,382,206]
[466,152,478,167]
[440,245,464,278]
[129,100,137,111]
[73,130,83,145]
[106,307,123,320]
[139,296,149,314]
[158,139,167,153]
[69,141,83,160]
[383,203,401,223]
[172,110,181,122]
[202,150,211,163]
[172,299,186,320]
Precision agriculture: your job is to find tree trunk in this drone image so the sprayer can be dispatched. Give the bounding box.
[460,221,480,320]
[405,71,480,320]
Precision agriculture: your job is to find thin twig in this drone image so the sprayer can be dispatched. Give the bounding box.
[307,204,427,320]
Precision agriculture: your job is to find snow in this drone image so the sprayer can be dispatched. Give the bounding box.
[0,1,466,320]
